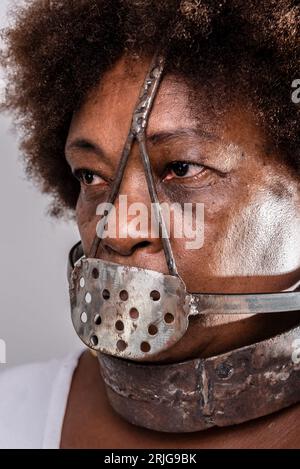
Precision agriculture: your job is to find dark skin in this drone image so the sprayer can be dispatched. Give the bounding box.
[62,56,300,447]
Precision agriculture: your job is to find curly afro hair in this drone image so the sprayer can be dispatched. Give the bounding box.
[1,0,299,216]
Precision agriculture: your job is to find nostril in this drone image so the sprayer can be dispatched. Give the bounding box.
[103,240,152,257]
[136,241,151,249]
[103,244,116,256]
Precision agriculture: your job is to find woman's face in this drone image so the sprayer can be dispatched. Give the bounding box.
[65,57,300,362]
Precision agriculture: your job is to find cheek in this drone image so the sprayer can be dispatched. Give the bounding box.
[173,184,300,293]
[214,192,300,278]
[76,196,99,254]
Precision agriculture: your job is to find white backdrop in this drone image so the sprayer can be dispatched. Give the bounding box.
[0,0,82,368]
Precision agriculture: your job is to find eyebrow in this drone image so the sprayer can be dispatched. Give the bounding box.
[66,138,106,159]
[65,128,218,161]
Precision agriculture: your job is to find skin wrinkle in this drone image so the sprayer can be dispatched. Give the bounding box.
[66,56,300,363]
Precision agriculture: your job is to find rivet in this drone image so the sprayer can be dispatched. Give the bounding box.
[215,362,234,379]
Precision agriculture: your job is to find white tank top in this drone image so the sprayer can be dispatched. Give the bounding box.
[0,349,83,449]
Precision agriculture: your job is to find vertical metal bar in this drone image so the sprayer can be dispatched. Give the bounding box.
[88,52,179,277]
[89,132,134,258]
[138,135,179,276]
[89,53,166,260]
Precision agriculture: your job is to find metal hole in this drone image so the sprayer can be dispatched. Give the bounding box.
[90,335,98,347]
[102,289,110,300]
[92,268,99,279]
[150,290,160,301]
[94,314,102,326]
[120,290,129,301]
[115,320,124,332]
[129,308,139,320]
[85,292,92,304]
[79,277,85,288]
[80,312,87,323]
[141,342,151,353]
[148,324,158,336]
[164,313,175,324]
[117,340,127,352]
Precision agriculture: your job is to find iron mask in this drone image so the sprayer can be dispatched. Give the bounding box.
[67,54,300,362]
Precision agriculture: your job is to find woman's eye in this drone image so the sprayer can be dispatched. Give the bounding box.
[164,162,205,181]
[74,169,105,186]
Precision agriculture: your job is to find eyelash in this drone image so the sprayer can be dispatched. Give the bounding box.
[163,161,206,182]
[73,161,207,187]
[73,168,107,186]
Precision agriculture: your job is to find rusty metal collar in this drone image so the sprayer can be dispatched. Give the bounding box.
[97,324,300,433]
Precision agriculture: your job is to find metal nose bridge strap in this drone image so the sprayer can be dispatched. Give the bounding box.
[88,54,178,277]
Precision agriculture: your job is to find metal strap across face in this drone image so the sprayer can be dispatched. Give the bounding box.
[68,54,300,361]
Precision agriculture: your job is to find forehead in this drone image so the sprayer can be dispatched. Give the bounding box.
[67,55,268,158]
[68,57,200,151]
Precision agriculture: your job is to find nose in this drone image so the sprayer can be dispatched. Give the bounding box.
[100,166,163,259]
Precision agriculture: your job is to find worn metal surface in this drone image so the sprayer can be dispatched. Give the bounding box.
[69,242,300,360]
[70,256,189,360]
[190,291,300,315]
[98,324,300,432]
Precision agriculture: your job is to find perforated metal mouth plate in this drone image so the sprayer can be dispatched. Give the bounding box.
[69,257,190,360]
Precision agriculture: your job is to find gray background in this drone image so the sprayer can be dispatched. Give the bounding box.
[0,0,82,368]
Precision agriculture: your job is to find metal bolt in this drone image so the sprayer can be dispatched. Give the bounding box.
[215,362,234,379]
